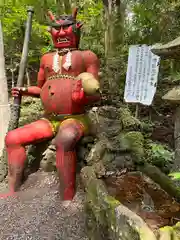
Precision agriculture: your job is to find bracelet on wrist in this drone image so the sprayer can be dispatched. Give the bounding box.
[21,87,28,93]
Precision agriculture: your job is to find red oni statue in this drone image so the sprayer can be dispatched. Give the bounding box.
[3,8,101,202]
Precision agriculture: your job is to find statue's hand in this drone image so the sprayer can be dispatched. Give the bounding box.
[72,79,85,103]
[76,72,100,95]
[11,87,27,97]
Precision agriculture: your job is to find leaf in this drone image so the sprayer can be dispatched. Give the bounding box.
[169,172,180,180]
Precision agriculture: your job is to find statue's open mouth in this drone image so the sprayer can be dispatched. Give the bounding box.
[57,38,69,43]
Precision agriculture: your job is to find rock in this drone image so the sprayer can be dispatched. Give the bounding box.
[98,106,120,119]
[40,144,56,172]
[81,166,180,239]
[119,106,141,131]
[80,136,95,145]
[85,140,107,165]
[77,146,88,162]
[120,131,145,161]
[101,150,116,171]
[25,141,50,175]
[113,153,135,171]
[92,160,106,178]
[81,166,157,240]
[138,163,180,202]
[98,117,122,138]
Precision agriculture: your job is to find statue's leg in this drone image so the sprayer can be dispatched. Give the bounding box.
[54,119,86,202]
[2,119,54,196]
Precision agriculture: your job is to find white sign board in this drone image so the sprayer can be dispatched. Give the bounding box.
[124,45,160,106]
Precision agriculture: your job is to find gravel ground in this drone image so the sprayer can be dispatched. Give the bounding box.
[0,171,88,240]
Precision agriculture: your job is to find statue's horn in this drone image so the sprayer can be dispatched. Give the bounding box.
[72,7,78,19]
[47,11,56,21]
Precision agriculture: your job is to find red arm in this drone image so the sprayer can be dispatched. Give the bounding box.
[22,55,46,97]
[81,50,101,105]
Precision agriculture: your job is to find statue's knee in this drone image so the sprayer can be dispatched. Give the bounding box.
[55,128,79,151]
[5,131,19,147]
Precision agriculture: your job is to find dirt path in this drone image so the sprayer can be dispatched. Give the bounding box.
[0,171,88,240]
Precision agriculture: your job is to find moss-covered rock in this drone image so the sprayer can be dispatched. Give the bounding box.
[114,131,145,161]
[39,144,56,172]
[119,106,141,131]
[158,226,173,240]
[81,166,157,240]
[81,166,180,240]
[158,223,180,239]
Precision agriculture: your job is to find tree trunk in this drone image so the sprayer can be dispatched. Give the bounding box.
[0,20,10,157]
[103,0,125,58]
[63,0,71,14]
[103,0,126,94]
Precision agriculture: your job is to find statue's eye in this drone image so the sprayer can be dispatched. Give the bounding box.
[54,26,61,30]
[63,25,69,30]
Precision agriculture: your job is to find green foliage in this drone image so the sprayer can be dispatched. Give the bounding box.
[169,172,180,180]
[146,141,173,173]
[150,143,174,163]
[77,1,104,55]
[1,0,104,76]
[1,2,49,75]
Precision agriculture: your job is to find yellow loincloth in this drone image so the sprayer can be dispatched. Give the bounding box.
[41,114,91,135]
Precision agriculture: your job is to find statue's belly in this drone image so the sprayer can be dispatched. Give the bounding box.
[40,78,73,114]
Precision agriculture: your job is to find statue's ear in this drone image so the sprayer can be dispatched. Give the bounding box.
[76,21,83,29]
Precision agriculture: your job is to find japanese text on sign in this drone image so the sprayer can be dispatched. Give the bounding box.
[124,45,160,106]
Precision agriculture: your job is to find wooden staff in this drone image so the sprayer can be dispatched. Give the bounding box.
[8,6,34,131]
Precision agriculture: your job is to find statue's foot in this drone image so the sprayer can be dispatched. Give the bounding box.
[0,191,17,199]
[61,200,71,208]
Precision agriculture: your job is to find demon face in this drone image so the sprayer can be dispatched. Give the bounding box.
[47,8,83,49]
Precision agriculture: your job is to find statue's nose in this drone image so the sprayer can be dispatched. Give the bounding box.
[59,27,66,37]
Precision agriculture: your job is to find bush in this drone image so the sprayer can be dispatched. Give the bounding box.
[146,141,174,173]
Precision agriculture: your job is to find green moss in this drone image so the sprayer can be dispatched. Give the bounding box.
[81,166,156,239]
[101,150,116,171]
[105,195,120,207]
[158,226,173,239]
[104,195,120,230]
[119,107,141,130]
[19,97,43,126]
[86,182,121,236]
[117,131,144,161]
[92,161,106,178]
[144,141,173,173]
[82,167,118,231]
[172,222,180,239]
